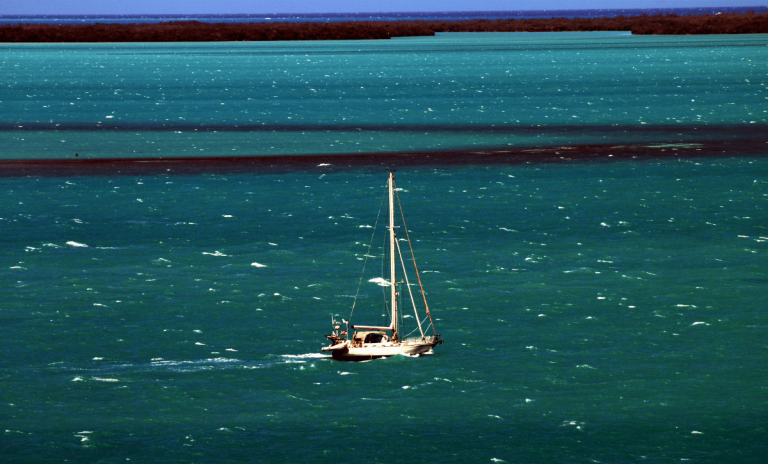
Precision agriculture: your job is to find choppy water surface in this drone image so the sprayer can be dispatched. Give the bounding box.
[3,159,767,462]
[1,31,767,463]
[0,32,766,161]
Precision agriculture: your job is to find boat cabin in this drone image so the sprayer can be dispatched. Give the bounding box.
[353,331,389,346]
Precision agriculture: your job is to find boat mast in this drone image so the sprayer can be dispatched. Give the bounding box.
[388,171,398,341]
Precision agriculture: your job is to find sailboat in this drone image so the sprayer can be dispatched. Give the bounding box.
[322,171,443,361]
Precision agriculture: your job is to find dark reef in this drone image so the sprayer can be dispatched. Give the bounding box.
[1,12,767,42]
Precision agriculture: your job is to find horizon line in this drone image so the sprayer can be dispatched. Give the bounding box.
[2,6,765,18]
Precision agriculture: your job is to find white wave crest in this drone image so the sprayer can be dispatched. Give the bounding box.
[203,251,228,257]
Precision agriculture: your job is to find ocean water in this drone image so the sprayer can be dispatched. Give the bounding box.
[2,32,768,463]
[1,32,766,162]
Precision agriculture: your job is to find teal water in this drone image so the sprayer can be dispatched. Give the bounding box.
[2,32,768,463]
[0,32,766,161]
[3,161,767,462]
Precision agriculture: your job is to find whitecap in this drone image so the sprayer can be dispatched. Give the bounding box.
[66,241,88,247]
[92,378,119,382]
[251,262,267,268]
[576,364,596,369]
[368,277,390,286]
[203,251,228,257]
[563,267,591,274]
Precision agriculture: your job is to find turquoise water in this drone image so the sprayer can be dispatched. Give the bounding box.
[1,32,766,161]
[2,33,768,463]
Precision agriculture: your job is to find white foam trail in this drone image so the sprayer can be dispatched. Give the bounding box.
[282,353,328,360]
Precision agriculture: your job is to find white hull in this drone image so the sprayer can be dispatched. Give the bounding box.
[323,339,439,361]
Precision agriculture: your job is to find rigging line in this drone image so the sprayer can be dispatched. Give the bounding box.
[394,235,426,340]
[394,184,437,335]
[403,314,432,339]
[380,229,390,325]
[349,188,387,323]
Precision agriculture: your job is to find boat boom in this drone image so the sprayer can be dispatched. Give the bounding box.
[351,324,394,331]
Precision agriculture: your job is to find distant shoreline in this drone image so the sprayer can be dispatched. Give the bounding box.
[1,12,767,42]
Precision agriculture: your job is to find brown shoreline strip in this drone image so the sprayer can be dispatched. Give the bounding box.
[1,139,764,177]
[1,12,767,42]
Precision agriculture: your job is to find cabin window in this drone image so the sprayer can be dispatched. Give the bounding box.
[364,333,384,344]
